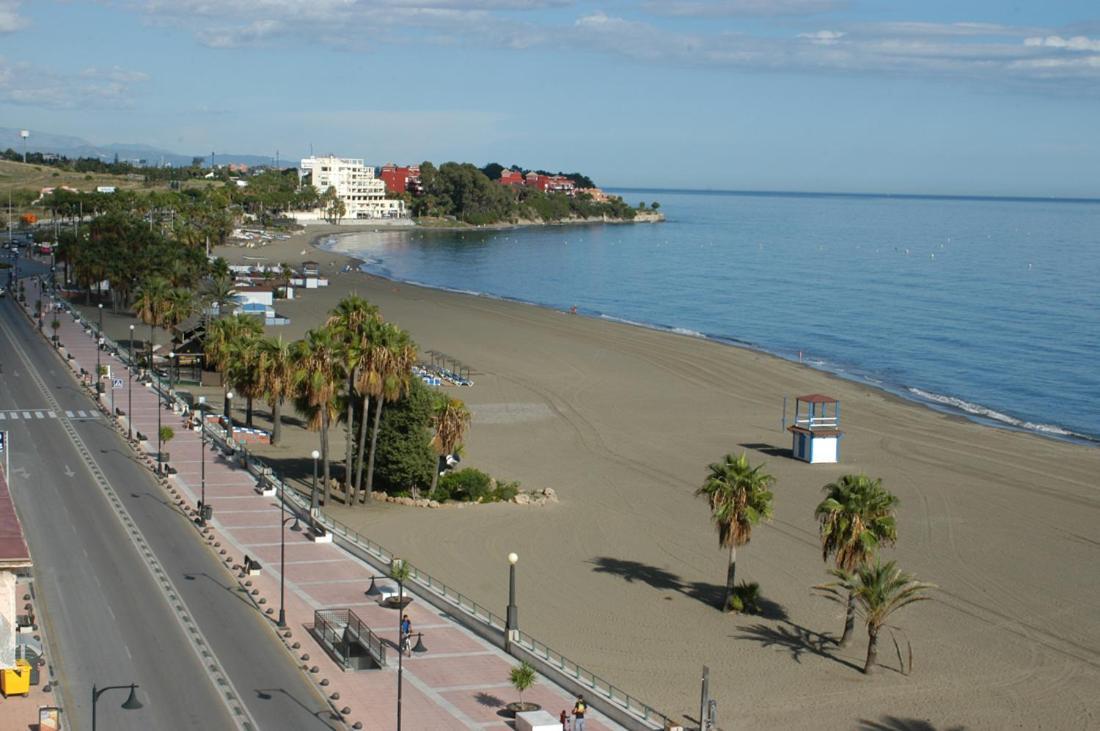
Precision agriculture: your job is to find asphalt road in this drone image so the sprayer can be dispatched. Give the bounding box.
[0,260,339,731]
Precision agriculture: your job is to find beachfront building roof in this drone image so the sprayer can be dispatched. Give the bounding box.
[299,155,407,220]
[379,163,422,195]
[787,394,843,464]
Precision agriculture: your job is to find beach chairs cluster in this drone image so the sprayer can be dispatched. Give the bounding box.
[413,363,473,387]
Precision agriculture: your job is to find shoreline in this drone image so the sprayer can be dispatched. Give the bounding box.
[212,227,1100,729]
[315,228,1097,448]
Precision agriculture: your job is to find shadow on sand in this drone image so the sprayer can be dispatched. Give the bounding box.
[739,441,794,459]
[589,557,788,619]
[857,717,967,731]
[735,621,863,672]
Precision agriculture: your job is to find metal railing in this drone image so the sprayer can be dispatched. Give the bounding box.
[313,608,387,669]
[44,282,671,731]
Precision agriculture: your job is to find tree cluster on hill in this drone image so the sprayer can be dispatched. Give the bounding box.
[409,161,636,225]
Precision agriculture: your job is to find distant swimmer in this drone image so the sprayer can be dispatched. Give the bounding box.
[570,305,578,315]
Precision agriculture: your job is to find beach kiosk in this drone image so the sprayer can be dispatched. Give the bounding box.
[787,394,843,464]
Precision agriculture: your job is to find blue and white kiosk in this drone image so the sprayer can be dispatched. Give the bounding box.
[787,394,842,464]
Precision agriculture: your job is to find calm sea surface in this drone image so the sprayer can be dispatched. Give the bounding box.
[322,190,1100,443]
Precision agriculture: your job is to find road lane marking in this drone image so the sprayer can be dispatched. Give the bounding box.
[0,313,257,731]
[35,411,44,418]
[22,411,31,418]
[65,410,73,417]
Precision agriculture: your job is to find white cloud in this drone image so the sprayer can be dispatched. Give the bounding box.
[0,58,149,108]
[0,0,28,32]
[1024,35,1100,52]
[106,2,1100,93]
[642,0,840,17]
[797,30,845,45]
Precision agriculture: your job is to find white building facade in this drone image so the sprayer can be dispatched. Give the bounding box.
[299,155,406,220]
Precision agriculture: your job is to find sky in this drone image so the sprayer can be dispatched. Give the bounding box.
[1,1,1099,197]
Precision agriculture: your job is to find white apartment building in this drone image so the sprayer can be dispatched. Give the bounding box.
[299,155,406,220]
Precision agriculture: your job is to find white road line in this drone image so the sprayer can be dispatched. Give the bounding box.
[76,410,87,418]
[65,410,74,417]
[35,411,44,418]
[0,413,6,420]
[48,411,56,418]
[21,411,31,418]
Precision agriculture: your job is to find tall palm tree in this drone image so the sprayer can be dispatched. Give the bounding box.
[818,560,933,674]
[133,276,170,329]
[293,326,343,506]
[695,453,775,611]
[204,314,263,417]
[815,474,899,646]
[256,335,296,446]
[228,330,263,427]
[362,324,416,500]
[162,287,196,336]
[326,295,380,499]
[429,395,472,498]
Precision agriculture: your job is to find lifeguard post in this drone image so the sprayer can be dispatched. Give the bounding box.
[787,394,842,464]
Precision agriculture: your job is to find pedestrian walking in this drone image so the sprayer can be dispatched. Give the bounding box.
[560,709,572,730]
[573,695,587,731]
[400,614,412,656]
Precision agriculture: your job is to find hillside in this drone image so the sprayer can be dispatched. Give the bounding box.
[0,158,146,196]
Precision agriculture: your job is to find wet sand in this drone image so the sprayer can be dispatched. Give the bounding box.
[216,227,1100,730]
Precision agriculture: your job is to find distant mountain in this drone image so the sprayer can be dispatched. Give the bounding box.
[0,127,280,168]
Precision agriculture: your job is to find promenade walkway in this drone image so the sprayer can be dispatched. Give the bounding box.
[22,278,623,731]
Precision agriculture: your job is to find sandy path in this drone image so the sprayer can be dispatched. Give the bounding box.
[216,228,1100,731]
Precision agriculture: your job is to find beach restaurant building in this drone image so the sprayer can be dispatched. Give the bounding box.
[299,155,406,220]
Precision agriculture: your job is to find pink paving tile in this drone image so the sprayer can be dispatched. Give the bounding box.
[404,653,513,688]
[285,559,374,584]
[250,541,345,564]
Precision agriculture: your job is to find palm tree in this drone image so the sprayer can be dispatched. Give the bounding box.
[204,314,263,417]
[256,336,296,446]
[326,295,380,500]
[228,330,263,427]
[818,560,933,674]
[695,453,775,611]
[815,474,899,646]
[293,326,343,505]
[133,276,170,329]
[162,287,196,336]
[362,324,416,500]
[429,395,471,498]
[200,273,237,321]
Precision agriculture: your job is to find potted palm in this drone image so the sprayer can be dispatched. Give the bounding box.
[159,426,175,466]
[383,559,414,609]
[50,319,60,345]
[505,661,540,716]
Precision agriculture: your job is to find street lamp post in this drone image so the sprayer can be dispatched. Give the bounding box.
[506,552,519,641]
[91,682,143,731]
[128,325,134,441]
[198,396,207,525]
[310,449,320,530]
[156,358,163,475]
[278,473,301,628]
[225,391,234,443]
[168,350,175,393]
[96,303,103,387]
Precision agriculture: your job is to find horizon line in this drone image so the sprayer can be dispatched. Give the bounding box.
[605,186,1100,205]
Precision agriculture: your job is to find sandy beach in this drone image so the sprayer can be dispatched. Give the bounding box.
[213,226,1100,730]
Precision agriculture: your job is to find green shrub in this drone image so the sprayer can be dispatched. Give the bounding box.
[436,468,492,502]
[728,581,761,614]
[489,481,520,502]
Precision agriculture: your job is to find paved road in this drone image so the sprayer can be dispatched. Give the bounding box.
[0,263,339,730]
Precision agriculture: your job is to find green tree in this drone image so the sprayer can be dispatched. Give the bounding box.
[256,336,296,447]
[204,314,263,417]
[363,323,416,498]
[815,474,899,646]
[509,661,537,708]
[429,396,471,498]
[818,560,933,674]
[327,295,381,500]
[695,453,775,611]
[293,326,344,505]
[370,377,436,494]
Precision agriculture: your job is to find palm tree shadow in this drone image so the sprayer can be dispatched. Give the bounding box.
[590,557,787,619]
[857,717,967,731]
[475,692,504,708]
[736,622,862,672]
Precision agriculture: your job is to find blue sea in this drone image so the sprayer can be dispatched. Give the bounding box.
[321,190,1100,444]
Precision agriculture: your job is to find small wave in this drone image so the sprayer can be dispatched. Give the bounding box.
[599,314,652,329]
[907,387,1095,442]
[671,327,706,338]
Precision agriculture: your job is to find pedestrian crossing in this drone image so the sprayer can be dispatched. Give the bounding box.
[0,409,101,421]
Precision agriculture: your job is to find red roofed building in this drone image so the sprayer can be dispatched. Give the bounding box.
[499,170,524,186]
[379,164,422,195]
